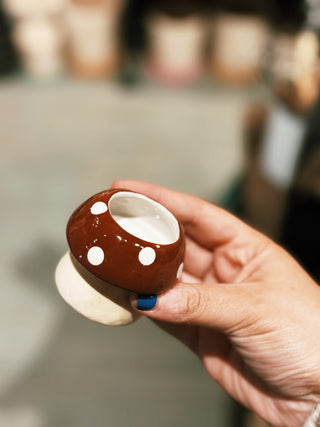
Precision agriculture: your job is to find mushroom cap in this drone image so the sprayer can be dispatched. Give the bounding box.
[66,189,185,294]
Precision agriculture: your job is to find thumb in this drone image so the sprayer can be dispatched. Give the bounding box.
[133,282,251,333]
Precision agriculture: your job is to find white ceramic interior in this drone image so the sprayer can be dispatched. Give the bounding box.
[108,192,180,245]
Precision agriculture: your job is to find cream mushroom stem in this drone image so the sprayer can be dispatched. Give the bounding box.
[55,252,140,326]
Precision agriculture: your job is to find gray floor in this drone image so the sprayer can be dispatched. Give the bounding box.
[0,76,267,427]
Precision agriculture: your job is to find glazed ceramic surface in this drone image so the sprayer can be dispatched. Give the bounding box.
[67,189,185,294]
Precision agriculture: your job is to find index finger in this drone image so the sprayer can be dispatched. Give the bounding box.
[111,180,257,250]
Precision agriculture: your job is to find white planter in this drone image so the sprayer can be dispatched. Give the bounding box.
[13,17,64,78]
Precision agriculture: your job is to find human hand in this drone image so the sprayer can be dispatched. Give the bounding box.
[112,180,320,427]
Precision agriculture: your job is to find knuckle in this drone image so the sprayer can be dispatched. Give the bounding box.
[178,286,209,323]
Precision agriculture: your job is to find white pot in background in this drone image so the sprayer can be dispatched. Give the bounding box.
[13,17,64,78]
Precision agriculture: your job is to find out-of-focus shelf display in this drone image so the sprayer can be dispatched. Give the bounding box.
[1,0,319,89]
[238,0,320,241]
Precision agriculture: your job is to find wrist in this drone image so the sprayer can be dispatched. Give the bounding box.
[303,404,320,427]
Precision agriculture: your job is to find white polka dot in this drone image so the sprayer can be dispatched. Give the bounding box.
[87,246,104,266]
[177,263,184,279]
[138,247,156,266]
[90,202,108,215]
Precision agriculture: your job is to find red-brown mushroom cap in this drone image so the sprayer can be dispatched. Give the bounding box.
[66,189,185,294]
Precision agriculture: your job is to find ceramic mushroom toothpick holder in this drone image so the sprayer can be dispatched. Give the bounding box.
[55,189,185,326]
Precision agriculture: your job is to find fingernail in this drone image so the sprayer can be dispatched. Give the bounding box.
[136,294,157,311]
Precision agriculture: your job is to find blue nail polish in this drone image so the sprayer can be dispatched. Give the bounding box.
[137,294,157,311]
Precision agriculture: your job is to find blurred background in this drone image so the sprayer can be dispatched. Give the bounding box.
[1,0,320,426]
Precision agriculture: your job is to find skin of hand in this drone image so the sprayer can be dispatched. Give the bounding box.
[112,180,320,427]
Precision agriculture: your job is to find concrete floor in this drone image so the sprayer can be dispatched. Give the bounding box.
[0,76,266,427]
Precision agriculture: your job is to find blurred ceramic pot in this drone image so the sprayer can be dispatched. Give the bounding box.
[210,13,270,85]
[145,12,205,85]
[55,189,185,326]
[64,0,125,78]
[13,17,64,78]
